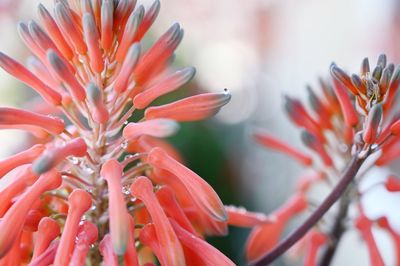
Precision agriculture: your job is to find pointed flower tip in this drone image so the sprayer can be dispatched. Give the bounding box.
[363,103,383,144]
[144,90,231,122]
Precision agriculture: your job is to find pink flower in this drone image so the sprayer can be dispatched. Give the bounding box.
[0,0,231,264]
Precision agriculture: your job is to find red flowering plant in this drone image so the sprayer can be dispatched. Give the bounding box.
[248,55,400,265]
[0,0,254,265]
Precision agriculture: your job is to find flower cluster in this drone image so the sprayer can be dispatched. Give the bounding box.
[247,54,400,265]
[0,0,238,264]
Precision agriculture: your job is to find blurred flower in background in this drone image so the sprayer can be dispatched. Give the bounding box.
[2,0,400,264]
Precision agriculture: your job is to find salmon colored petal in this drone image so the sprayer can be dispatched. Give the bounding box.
[0,52,62,106]
[0,107,64,135]
[144,90,231,122]
[54,189,92,266]
[147,147,227,222]
[70,221,98,265]
[0,169,61,258]
[253,130,313,166]
[134,23,183,85]
[130,176,185,266]
[99,234,118,266]
[355,212,385,266]
[133,67,195,109]
[101,159,129,255]
[30,240,59,266]
[123,119,179,141]
[87,83,109,124]
[32,217,60,259]
[156,186,198,236]
[139,223,166,265]
[114,43,141,93]
[82,12,104,73]
[225,205,271,228]
[170,219,235,266]
[124,215,139,266]
[0,145,43,178]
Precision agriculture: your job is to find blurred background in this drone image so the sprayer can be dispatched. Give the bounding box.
[1,0,400,265]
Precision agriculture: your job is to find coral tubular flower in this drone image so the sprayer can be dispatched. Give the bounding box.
[31,217,60,260]
[0,53,62,106]
[253,130,313,166]
[246,193,308,262]
[0,0,232,264]
[170,219,236,266]
[303,230,327,266]
[99,234,118,266]
[0,107,65,135]
[144,90,231,121]
[130,176,185,266]
[54,189,92,266]
[100,159,129,255]
[0,169,61,258]
[147,147,227,222]
[70,221,99,265]
[355,212,385,266]
[0,144,44,178]
[133,67,196,109]
[225,206,272,228]
[123,119,179,141]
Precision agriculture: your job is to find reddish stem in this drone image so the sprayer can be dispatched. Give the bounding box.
[251,155,365,265]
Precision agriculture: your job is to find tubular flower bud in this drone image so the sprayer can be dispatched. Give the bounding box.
[47,50,86,102]
[253,130,313,166]
[355,212,385,266]
[331,65,359,95]
[133,67,196,109]
[82,13,104,73]
[131,176,186,266]
[303,230,327,266]
[114,43,141,93]
[32,138,87,175]
[29,241,59,266]
[330,70,359,127]
[363,103,383,144]
[301,131,333,167]
[31,218,60,260]
[225,206,272,228]
[86,83,109,123]
[0,107,64,135]
[170,219,236,266]
[115,7,143,63]
[37,4,73,60]
[100,160,129,255]
[70,221,98,265]
[99,234,118,266]
[123,119,179,141]
[156,186,198,235]
[245,193,308,262]
[54,3,87,55]
[0,53,62,106]
[0,170,61,258]
[145,90,231,121]
[0,144,44,178]
[54,189,92,266]
[147,147,227,222]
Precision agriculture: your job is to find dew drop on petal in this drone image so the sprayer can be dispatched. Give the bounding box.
[121,140,128,149]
